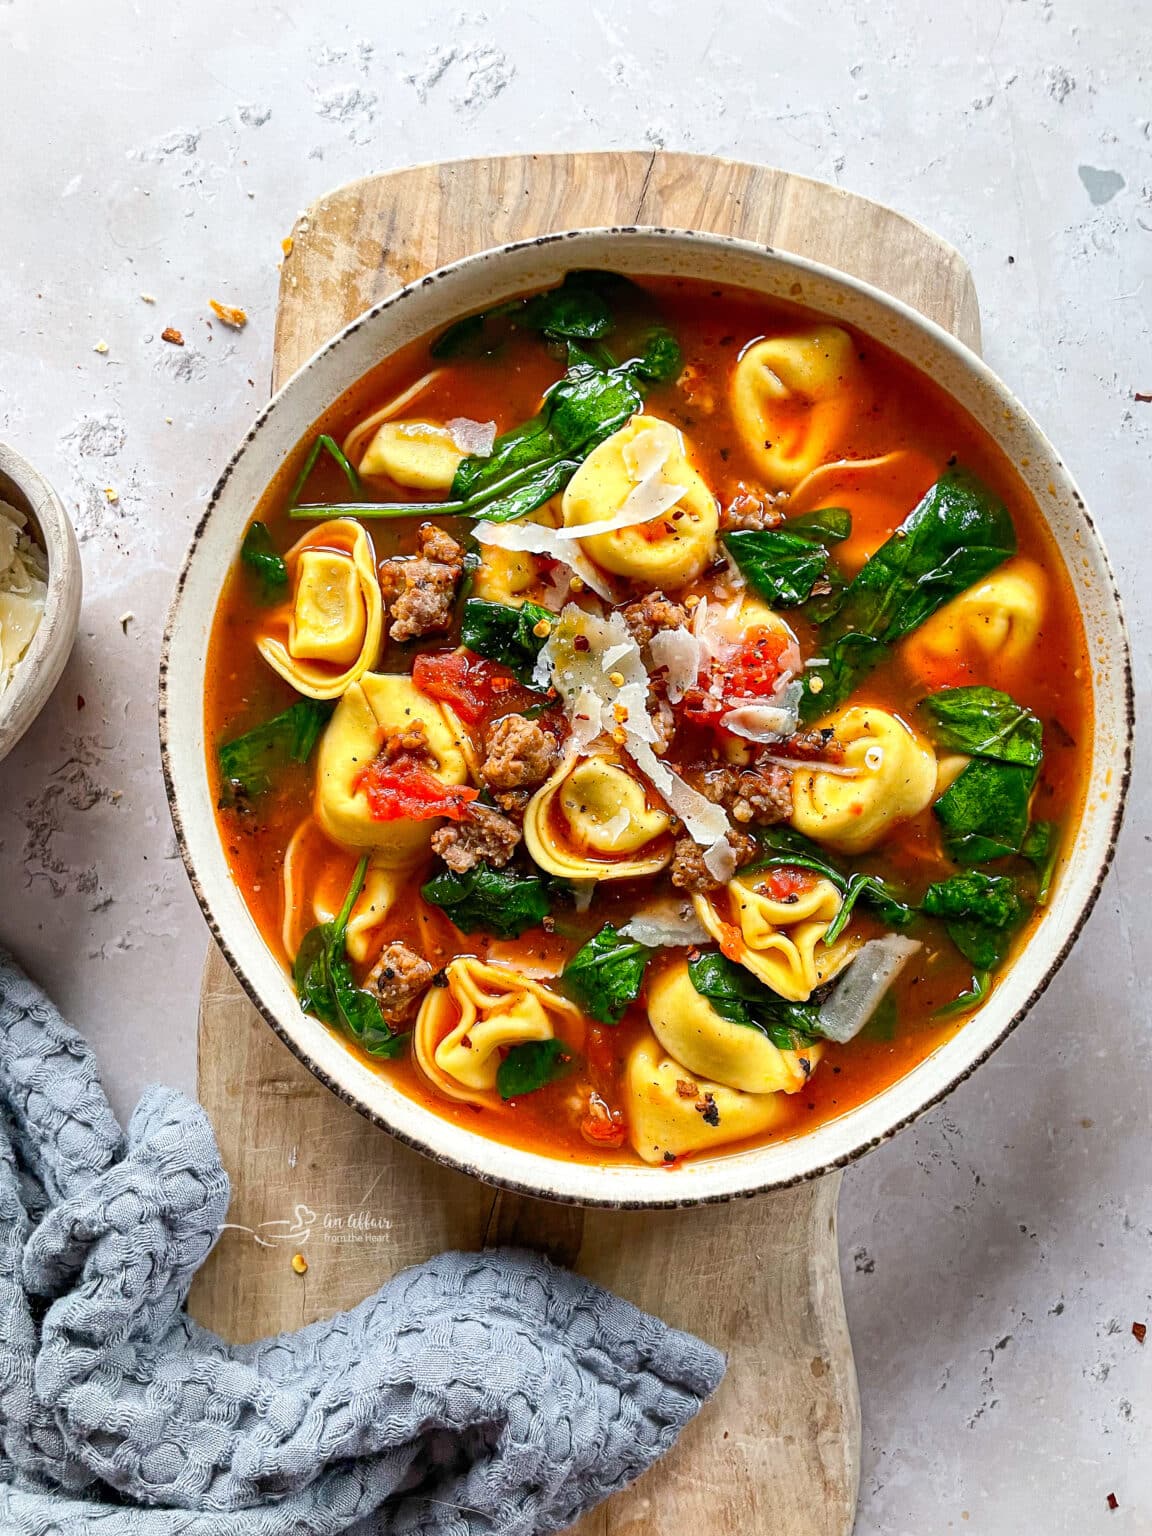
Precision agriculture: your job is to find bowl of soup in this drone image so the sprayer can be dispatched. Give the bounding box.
[161,230,1130,1206]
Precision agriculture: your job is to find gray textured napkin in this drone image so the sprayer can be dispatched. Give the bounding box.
[0,950,724,1534]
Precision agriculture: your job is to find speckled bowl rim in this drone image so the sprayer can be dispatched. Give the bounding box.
[160,227,1132,1210]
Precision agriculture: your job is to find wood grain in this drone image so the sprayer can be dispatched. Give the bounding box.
[193,151,981,1534]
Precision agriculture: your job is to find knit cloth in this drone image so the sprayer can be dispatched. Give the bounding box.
[0,951,724,1534]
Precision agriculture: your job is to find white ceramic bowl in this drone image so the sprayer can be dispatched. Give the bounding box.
[0,444,82,764]
[161,229,1132,1208]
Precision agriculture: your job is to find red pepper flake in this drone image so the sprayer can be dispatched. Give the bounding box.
[1107,1492,1118,1510]
[76,694,86,711]
[1134,392,1152,404]
[161,327,185,346]
[1133,1321,1147,1344]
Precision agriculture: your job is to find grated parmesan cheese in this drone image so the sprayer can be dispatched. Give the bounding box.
[0,499,47,698]
[473,518,618,602]
[555,425,687,541]
[537,605,733,853]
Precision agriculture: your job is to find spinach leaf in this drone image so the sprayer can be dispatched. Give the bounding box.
[496,1038,575,1100]
[287,432,361,511]
[724,508,851,608]
[919,686,1043,767]
[787,507,852,543]
[746,826,916,935]
[433,271,627,360]
[240,521,288,600]
[421,861,552,938]
[922,872,1029,969]
[218,698,335,799]
[1021,820,1059,904]
[725,530,834,607]
[936,970,992,1017]
[934,758,1036,864]
[627,325,682,384]
[459,597,557,683]
[293,856,406,1058]
[800,469,1016,720]
[291,348,671,525]
[561,924,652,1024]
[686,952,823,1049]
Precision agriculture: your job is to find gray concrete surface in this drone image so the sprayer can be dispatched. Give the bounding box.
[0,1,1148,1529]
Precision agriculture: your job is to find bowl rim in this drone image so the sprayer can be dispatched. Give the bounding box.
[0,442,82,761]
[160,225,1133,1209]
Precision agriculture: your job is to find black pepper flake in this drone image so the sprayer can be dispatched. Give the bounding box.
[431,970,449,988]
[695,1093,720,1127]
[663,1150,676,1164]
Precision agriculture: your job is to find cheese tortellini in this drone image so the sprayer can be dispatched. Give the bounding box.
[256,519,383,700]
[694,872,851,1001]
[357,421,465,489]
[314,673,473,853]
[790,705,938,855]
[414,957,583,1107]
[903,559,1047,683]
[624,1034,792,1165]
[470,545,540,606]
[524,750,674,881]
[561,416,719,589]
[730,325,860,489]
[647,959,822,1094]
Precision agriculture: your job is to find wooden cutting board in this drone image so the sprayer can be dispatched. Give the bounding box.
[190,152,980,1535]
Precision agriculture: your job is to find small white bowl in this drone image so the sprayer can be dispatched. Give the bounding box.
[0,444,83,764]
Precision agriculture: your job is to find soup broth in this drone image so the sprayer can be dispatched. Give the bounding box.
[205,275,1090,1169]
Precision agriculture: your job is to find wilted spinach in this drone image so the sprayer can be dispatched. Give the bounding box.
[218,698,334,799]
[287,432,361,512]
[686,952,823,1049]
[459,598,557,684]
[561,924,653,1024]
[240,521,288,600]
[746,825,916,938]
[799,469,1016,721]
[294,855,406,1058]
[920,686,1044,865]
[496,1038,575,1100]
[921,871,1029,970]
[724,507,851,608]
[421,861,552,938]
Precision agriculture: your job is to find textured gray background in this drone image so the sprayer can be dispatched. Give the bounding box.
[0,1,1148,1530]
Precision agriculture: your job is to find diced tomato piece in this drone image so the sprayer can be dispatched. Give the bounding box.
[764,866,814,901]
[580,1092,626,1148]
[412,650,499,725]
[355,759,478,822]
[679,625,790,729]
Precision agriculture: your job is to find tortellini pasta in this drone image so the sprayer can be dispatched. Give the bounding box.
[256,519,383,700]
[281,819,412,964]
[414,957,583,1107]
[314,672,473,853]
[903,559,1047,683]
[647,959,821,1094]
[523,750,674,880]
[561,416,719,589]
[790,705,938,855]
[694,872,851,1001]
[730,325,860,489]
[471,545,540,606]
[624,1033,792,1165]
[357,421,464,489]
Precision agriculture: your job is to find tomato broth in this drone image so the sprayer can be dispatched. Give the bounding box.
[205,276,1091,1170]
